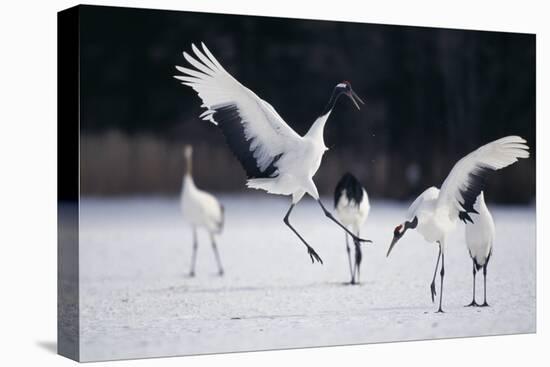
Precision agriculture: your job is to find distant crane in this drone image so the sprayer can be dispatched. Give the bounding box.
[334,173,370,284]
[181,145,225,276]
[174,43,370,265]
[386,136,529,312]
[464,191,494,307]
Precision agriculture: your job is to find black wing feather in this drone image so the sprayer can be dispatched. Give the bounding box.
[458,166,492,223]
[212,104,282,179]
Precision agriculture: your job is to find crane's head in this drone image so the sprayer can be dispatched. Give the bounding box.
[335,81,365,110]
[183,145,193,160]
[387,216,418,257]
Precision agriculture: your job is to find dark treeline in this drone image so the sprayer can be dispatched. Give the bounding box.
[79,5,535,202]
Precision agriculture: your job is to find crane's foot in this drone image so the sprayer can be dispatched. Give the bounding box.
[430,282,437,303]
[435,308,445,313]
[479,302,490,307]
[465,300,479,307]
[188,271,195,277]
[349,278,360,285]
[353,237,373,246]
[307,246,323,264]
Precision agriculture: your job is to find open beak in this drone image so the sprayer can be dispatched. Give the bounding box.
[347,89,365,110]
[386,234,401,257]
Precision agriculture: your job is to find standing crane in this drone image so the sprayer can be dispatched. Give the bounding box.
[174,43,370,264]
[386,136,529,312]
[464,191,494,307]
[181,145,225,276]
[334,173,370,284]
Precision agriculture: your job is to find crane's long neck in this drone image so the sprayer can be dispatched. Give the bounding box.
[306,89,343,141]
[182,147,196,194]
[183,152,195,192]
[183,173,195,190]
[474,191,486,211]
[185,153,193,177]
[183,168,196,195]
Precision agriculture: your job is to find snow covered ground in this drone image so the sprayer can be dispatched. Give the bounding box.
[78,195,536,361]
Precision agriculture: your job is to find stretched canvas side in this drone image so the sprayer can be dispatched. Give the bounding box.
[57,5,80,362]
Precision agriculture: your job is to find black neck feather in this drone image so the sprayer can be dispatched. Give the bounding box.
[405,216,418,230]
[321,88,344,116]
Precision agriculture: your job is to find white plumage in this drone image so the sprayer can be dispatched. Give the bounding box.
[181,145,224,276]
[406,186,440,222]
[336,191,370,235]
[465,192,494,266]
[334,173,370,283]
[181,175,223,234]
[387,136,529,312]
[464,191,495,307]
[175,43,368,264]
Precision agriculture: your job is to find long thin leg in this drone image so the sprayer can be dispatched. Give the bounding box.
[354,242,362,284]
[481,263,489,307]
[430,245,442,303]
[189,227,198,277]
[345,233,355,284]
[317,200,372,245]
[210,234,224,276]
[284,204,323,264]
[436,250,445,313]
[353,229,363,284]
[465,260,479,307]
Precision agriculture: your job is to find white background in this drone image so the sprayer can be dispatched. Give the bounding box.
[0,0,546,366]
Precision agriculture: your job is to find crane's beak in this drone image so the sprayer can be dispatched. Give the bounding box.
[386,234,401,257]
[347,89,365,110]
[387,217,416,257]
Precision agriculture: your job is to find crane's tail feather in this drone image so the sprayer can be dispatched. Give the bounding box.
[246,178,292,196]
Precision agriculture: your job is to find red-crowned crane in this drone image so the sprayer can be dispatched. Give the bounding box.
[174,43,370,265]
[386,136,529,312]
[464,191,495,307]
[334,173,370,284]
[181,145,224,276]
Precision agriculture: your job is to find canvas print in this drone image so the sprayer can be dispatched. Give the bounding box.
[58,5,536,362]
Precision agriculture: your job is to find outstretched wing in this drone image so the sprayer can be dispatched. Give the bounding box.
[174,43,302,179]
[437,136,529,221]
